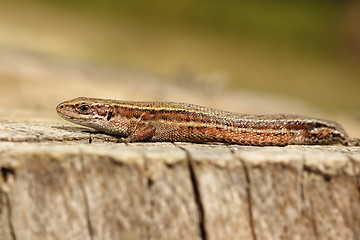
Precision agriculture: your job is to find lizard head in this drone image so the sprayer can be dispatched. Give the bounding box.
[56,97,115,131]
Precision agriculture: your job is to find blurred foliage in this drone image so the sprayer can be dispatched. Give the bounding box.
[29,0,341,55]
[1,0,359,112]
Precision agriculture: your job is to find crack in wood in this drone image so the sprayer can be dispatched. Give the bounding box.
[187,156,207,240]
[1,167,15,184]
[303,165,332,182]
[300,156,305,214]
[346,154,360,238]
[238,159,257,240]
[348,155,360,195]
[174,144,207,240]
[228,146,257,240]
[5,194,16,240]
[301,155,320,239]
[309,196,320,239]
[300,155,321,239]
[78,152,95,240]
[1,166,17,239]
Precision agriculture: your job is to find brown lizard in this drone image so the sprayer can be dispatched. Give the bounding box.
[56,97,359,146]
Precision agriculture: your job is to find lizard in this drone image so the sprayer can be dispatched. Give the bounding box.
[56,97,359,146]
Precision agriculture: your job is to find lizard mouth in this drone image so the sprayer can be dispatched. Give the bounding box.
[56,102,97,129]
[56,103,81,121]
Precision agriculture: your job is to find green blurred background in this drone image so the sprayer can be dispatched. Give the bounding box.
[1,0,359,112]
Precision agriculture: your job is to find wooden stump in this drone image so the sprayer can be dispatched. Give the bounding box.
[1,119,360,240]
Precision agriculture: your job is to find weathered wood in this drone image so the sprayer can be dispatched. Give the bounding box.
[0,119,360,240]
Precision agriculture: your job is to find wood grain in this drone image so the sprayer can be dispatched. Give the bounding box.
[1,119,360,240]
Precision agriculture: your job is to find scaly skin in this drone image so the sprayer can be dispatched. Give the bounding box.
[56,97,359,146]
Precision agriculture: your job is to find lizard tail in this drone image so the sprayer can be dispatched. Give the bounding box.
[348,138,360,146]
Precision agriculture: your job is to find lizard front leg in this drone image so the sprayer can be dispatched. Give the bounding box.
[123,121,156,142]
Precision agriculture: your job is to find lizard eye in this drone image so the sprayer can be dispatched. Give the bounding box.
[78,104,90,113]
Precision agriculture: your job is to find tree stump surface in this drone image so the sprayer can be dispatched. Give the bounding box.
[1,118,360,240]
